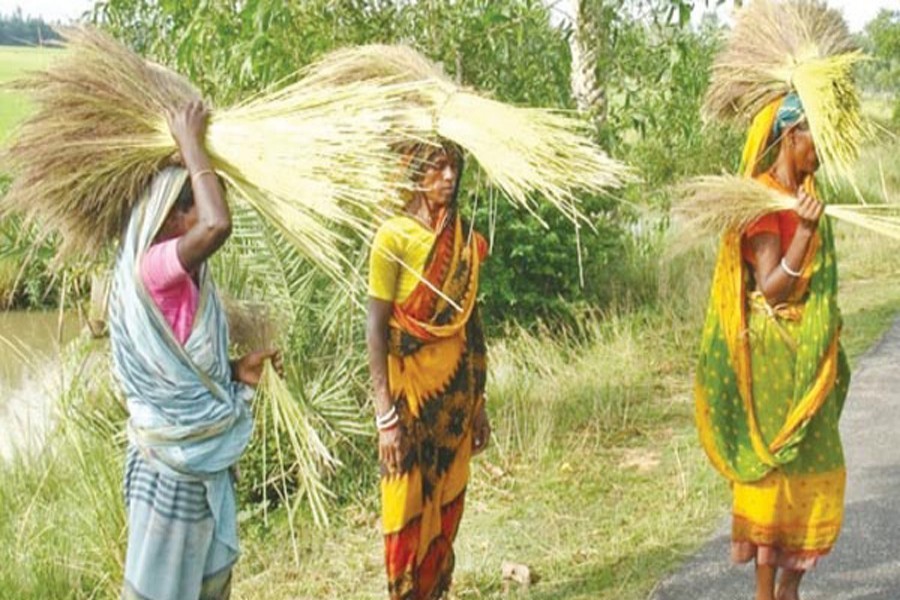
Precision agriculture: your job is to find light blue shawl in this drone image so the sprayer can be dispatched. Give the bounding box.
[109,167,253,598]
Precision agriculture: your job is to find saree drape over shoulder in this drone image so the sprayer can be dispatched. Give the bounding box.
[109,167,253,599]
[371,211,487,600]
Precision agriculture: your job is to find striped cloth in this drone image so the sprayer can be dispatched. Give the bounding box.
[121,447,235,600]
[109,167,253,600]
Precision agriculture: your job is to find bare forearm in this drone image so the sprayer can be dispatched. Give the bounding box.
[366,302,394,416]
[367,331,392,415]
[758,226,815,303]
[175,141,231,270]
[182,140,230,230]
[180,140,212,173]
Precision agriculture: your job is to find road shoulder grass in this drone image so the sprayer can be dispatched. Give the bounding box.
[233,225,900,600]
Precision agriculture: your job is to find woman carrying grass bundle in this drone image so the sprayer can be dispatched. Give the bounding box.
[109,101,282,600]
[367,141,491,600]
[694,3,868,598]
[695,93,851,600]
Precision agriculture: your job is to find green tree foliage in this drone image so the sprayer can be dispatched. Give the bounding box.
[857,9,900,123]
[0,10,60,46]
[860,9,900,91]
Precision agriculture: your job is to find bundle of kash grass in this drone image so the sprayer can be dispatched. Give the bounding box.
[670,174,900,251]
[302,44,633,225]
[256,360,335,554]
[703,0,870,184]
[253,344,367,540]
[0,28,421,277]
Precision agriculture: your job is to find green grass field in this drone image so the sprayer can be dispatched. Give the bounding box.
[0,46,60,141]
[0,46,62,302]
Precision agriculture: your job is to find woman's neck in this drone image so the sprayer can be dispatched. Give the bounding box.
[769,158,805,194]
[406,195,439,229]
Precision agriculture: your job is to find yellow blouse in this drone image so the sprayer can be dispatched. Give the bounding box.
[368,216,435,303]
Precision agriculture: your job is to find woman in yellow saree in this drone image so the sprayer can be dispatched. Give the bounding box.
[367,141,491,599]
[695,92,851,600]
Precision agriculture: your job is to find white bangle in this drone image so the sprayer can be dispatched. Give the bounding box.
[190,168,215,183]
[376,413,399,431]
[375,405,397,427]
[780,257,802,278]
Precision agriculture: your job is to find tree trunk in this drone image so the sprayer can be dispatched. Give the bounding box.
[566,0,606,126]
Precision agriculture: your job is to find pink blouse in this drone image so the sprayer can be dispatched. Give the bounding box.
[140,238,199,346]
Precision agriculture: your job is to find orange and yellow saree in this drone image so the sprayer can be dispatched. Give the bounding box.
[372,208,487,599]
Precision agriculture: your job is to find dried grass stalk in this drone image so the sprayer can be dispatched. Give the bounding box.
[671,175,900,249]
[303,44,634,225]
[222,296,277,352]
[671,175,789,237]
[1,28,199,253]
[0,27,418,277]
[2,30,632,276]
[703,0,871,184]
[255,359,340,556]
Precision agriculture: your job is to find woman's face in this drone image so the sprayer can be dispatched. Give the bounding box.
[160,204,198,240]
[419,151,458,208]
[788,123,819,175]
[178,205,200,234]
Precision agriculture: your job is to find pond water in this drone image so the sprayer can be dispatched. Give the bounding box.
[0,310,80,460]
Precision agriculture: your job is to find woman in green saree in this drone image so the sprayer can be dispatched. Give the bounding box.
[695,92,851,600]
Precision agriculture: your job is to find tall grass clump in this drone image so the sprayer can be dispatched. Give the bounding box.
[487,235,714,464]
[0,334,127,599]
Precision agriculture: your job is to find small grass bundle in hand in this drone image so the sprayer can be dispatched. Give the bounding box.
[671,175,791,238]
[256,359,335,528]
[670,174,900,251]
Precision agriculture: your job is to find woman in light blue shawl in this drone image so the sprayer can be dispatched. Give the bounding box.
[109,101,281,600]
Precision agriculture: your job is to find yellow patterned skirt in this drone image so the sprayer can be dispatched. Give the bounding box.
[731,301,847,570]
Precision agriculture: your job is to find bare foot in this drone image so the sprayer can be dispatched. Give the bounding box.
[776,568,803,600]
[755,565,777,600]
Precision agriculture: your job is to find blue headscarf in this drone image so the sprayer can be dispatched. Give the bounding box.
[771,92,806,141]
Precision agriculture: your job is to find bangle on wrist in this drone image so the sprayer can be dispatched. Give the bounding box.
[375,405,398,430]
[377,416,400,431]
[780,257,802,278]
[190,168,215,183]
